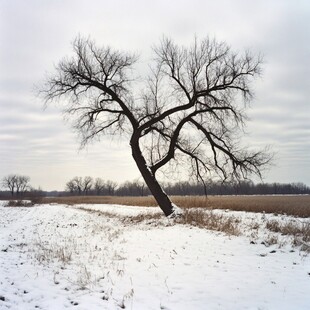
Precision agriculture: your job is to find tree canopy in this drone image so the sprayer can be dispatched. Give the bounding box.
[41,36,270,216]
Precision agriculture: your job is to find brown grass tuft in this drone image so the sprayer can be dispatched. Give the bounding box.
[266,219,310,252]
[176,208,240,235]
[4,200,34,208]
[77,206,240,235]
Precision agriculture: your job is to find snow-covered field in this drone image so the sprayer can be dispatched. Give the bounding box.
[0,202,309,310]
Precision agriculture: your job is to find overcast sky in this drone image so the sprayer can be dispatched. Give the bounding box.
[1,0,310,191]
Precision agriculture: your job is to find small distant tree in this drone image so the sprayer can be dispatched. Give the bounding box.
[66,176,83,195]
[94,177,105,195]
[83,176,93,194]
[66,176,94,195]
[2,174,31,196]
[105,180,117,196]
[117,179,148,196]
[16,175,30,195]
[93,178,117,195]
[2,174,17,196]
[42,36,271,216]
[66,179,76,194]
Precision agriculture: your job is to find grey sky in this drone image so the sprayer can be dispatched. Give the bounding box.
[1,0,310,190]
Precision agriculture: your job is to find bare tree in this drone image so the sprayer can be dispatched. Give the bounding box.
[83,176,93,194]
[2,174,30,196]
[2,174,17,196]
[94,177,105,195]
[15,175,30,195]
[66,176,93,195]
[105,180,117,195]
[42,36,270,216]
[73,176,83,195]
[65,176,83,195]
[66,179,76,194]
[93,178,117,195]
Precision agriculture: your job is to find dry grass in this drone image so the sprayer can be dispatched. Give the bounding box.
[76,206,163,225]
[266,219,310,252]
[4,200,34,208]
[77,206,240,236]
[173,195,310,218]
[43,195,310,217]
[175,208,240,235]
[34,240,73,264]
[43,196,158,206]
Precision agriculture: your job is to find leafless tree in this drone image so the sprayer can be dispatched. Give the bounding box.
[105,180,117,195]
[2,174,17,196]
[15,175,30,195]
[66,176,83,195]
[93,178,117,195]
[2,174,30,196]
[66,179,76,194]
[94,177,105,195]
[66,176,93,195]
[41,36,270,216]
[83,176,93,194]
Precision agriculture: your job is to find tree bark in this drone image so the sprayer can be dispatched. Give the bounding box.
[130,135,174,216]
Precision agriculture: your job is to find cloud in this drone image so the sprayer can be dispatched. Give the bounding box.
[1,0,310,189]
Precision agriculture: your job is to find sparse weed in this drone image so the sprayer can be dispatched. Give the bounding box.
[266,219,310,253]
[266,219,310,237]
[5,200,34,207]
[75,265,92,289]
[34,241,73,264]
[249,222,260,230]
[124,212,162,224]
[175,208,240,236]
[264,234,279,246]
[78,206,240,235]
[107,229,122,242]
[77,206,162,226]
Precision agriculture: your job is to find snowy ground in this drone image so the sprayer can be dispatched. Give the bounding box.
[0,202,309,310]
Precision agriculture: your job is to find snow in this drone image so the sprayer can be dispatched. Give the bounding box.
[168,203,184,218]
[0,202,309,309]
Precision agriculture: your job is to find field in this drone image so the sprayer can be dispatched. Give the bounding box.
[1,200,309,309]
[42,195,310,217]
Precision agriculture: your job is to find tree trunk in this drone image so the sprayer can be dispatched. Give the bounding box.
[130,136,175,216]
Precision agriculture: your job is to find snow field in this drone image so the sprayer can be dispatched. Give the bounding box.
[0,202,309,309]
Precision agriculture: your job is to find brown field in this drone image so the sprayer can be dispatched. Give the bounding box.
[42,195,310,218]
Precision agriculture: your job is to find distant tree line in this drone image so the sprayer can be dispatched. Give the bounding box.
[1,174,31,196]
[65,176,118,196]
[0,174,44,198]
[0,174,46,199]
[63,177,310,196]
[1,174,310,198]
[164,180,310,196]
[64,176,146,196]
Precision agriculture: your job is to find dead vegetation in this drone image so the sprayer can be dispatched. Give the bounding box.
[74,205,309,252]
[34,239,73,264]
[43,195,158,206]
[76,206,240,236]
[266,219,310,252]
[76,206,163,225]
[42,195,310,217]
[4,200,34,208]
[175,208,241,235]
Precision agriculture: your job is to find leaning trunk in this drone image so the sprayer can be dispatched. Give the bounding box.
[130,137,175,216]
